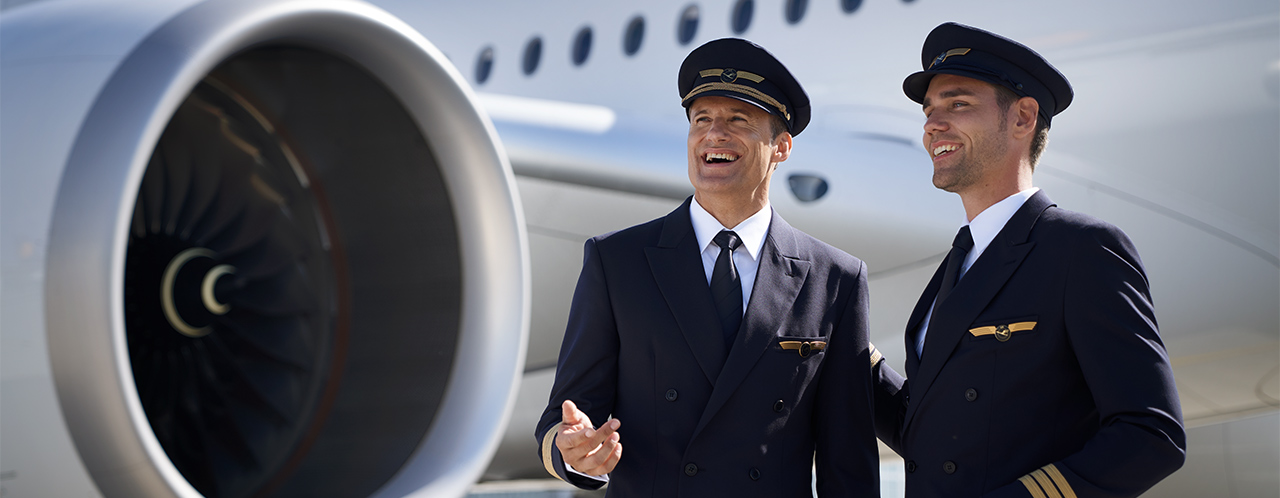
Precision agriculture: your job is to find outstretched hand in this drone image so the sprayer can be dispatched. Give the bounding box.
[555,400,622,476]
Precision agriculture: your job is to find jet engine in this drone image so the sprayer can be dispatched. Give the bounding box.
[0,0,528,497]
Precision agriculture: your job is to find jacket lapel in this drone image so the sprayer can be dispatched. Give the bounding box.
[690,211,810,441]
[903,261,946,381]
[903,191,1055,430]
[645,197,729,384]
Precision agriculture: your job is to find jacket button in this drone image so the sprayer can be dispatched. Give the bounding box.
[665,389,678,401]
[943,461,957,474]
[684,463,698,476]
[905,461,917,473]
[749,468,761,481]
[964,388,978,402]
[773,399,785,412]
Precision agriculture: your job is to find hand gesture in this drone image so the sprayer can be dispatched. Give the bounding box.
[554,400,622,476]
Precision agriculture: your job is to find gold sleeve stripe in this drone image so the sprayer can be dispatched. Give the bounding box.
[968,321,1037,337]
[1031,469,1063,498]
[1020,474,1048,498]
[869,343,884,367]
[541,424,566,482]
[681,82,790,121]
[1043,464,1077,498]
[697,68,766,83]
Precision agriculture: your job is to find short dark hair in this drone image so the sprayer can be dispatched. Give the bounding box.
[768,114,788,143]
[993,84,1050,168]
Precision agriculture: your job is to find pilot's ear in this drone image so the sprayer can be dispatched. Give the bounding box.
[773,132,793,163]
[1012,96,1038,137]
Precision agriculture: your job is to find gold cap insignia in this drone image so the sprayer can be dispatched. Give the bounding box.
[698,68,765,83]
[929,48,972,69]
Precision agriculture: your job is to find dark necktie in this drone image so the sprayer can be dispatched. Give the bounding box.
[934,225,974,310]
[711,230,743,349]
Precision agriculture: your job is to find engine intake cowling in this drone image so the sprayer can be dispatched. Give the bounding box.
[4,0,529,496]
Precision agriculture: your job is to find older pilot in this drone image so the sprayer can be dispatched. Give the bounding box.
[535,38,881,496]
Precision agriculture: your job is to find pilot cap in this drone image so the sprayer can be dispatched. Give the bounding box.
[678,38,811,136]
[903,22,1073,128]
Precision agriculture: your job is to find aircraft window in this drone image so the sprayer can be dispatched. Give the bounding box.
[731,0,754,34]
[475,46,494,84]
[677,4,700,45]
[523,36,542,76]
[624,15,645,56]
[784,0,807,24]
[572,26,593,66]
[841,0,863,12]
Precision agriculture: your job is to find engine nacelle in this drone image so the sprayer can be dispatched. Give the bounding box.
[0,0,528,496]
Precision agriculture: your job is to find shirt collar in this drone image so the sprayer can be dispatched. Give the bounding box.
[964,187,1039,265]
[690,197,771,260]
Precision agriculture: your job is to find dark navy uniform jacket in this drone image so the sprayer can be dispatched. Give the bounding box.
[537,197,880,497]
[875,190,1186,498]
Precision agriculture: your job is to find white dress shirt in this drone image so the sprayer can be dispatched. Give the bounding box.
[915,188,1039,357]
[690,197,772,314]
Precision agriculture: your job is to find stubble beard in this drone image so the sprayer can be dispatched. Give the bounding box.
[933,154,978,193]
[932,117,1009,194]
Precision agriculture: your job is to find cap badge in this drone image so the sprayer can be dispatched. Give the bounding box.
[698,68,765,83]
[929,48,972,69]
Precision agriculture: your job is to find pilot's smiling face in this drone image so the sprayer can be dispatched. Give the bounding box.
[687,96,787,204]
[921,73,1010,194]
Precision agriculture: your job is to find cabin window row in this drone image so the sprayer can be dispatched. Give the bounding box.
[473,0,907,84]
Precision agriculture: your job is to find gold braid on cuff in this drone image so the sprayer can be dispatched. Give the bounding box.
[1018,464,1076,498]
[541,424,566,482]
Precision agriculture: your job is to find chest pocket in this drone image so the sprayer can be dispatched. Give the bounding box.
[968,321,1036,342]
